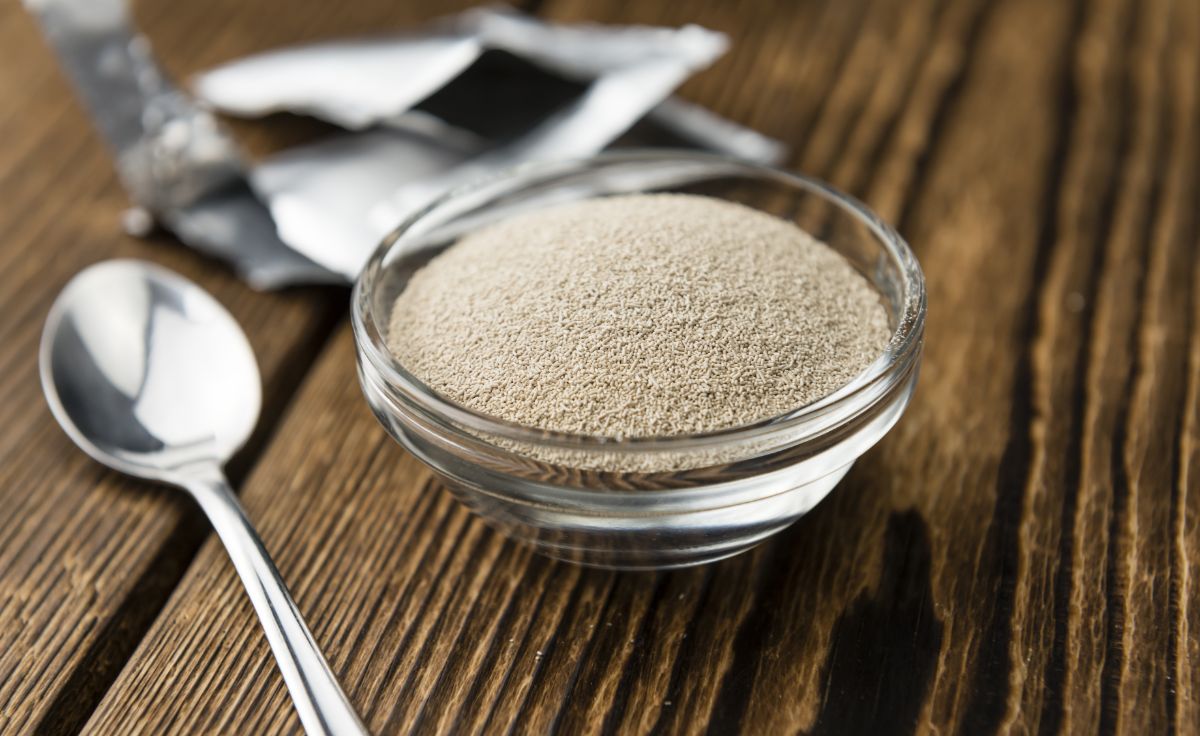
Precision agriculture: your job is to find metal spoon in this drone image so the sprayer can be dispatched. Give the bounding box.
[40,259,367,735]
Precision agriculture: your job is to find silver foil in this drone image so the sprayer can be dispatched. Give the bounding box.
[29,1,786,286]
[24,0,336,288]
[196,7,785,161]
[199,7,786,281]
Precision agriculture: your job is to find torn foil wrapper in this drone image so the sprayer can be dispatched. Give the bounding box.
[195,7,786,163]
[30,1,786,287]
[198,6,786,282]
[24,0,336,288]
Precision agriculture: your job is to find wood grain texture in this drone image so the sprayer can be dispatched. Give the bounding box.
[0,3,348,733]
[4,0,1198,733]
[0,0,481,731]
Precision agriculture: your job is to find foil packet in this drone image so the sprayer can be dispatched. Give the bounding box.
[29,1,786,287]
[24,0,336,288]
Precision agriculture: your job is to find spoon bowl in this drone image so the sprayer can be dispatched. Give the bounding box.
[40,259,365,735]
[41,259,259,479]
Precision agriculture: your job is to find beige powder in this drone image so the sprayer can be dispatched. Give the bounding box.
[387,193,890,441]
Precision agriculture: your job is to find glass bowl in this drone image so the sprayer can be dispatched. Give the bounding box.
[351,151,925,570]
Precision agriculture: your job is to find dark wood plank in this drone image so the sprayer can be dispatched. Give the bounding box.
[67,0,1200,733]
[0,1,485,732]
[0,5,344,734]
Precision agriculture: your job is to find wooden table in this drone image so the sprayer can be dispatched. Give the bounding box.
[2,0,1197,732]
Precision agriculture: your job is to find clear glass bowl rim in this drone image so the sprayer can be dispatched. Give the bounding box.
[351,150,926,457]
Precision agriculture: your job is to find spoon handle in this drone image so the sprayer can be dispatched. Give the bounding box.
[183,468,369,736]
